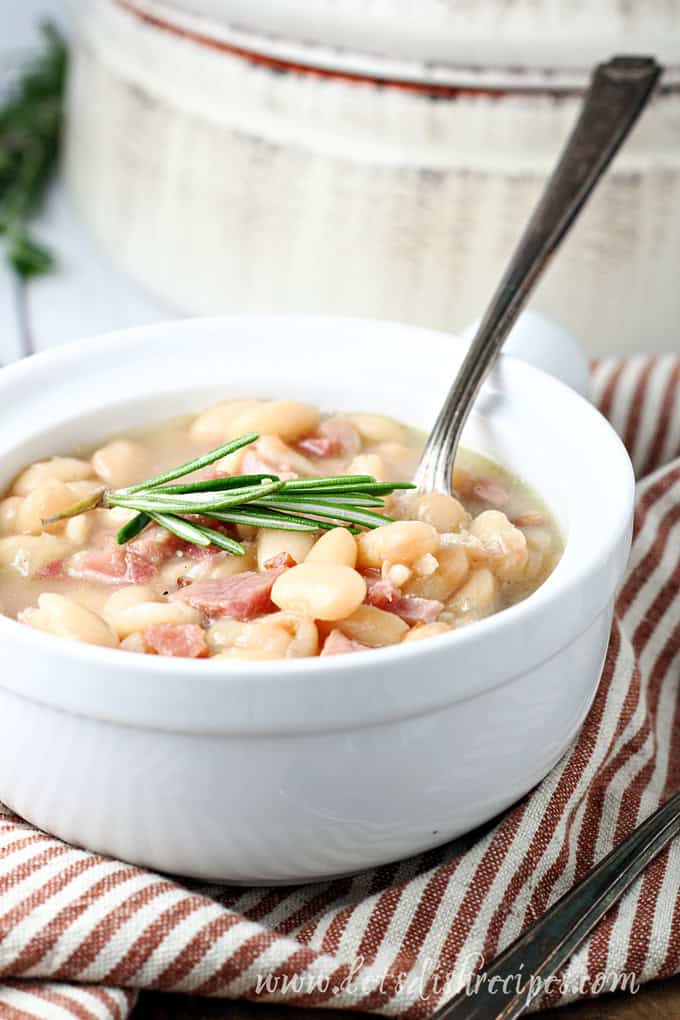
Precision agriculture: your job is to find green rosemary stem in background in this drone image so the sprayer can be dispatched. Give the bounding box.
[0,22,67,277]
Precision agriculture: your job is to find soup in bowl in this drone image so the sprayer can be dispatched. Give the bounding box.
[0,400,562,660]
[0,317,633,882]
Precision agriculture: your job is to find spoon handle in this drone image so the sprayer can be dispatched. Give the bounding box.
[415,56,662,494]
[430,788,680,1020]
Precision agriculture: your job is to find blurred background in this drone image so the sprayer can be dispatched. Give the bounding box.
[1,0,679,363]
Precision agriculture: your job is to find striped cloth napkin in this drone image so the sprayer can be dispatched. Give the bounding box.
[1,355,679,1020]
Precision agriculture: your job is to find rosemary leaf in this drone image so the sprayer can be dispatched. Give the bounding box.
[280,475,375,490]
[0,22,67,278]
[204,507,333,531]
[118,432,260,494]
[145,512,212,549]
[267,493,384,507]
[108,479,284,515]
[116,512,151,545]
[156,473,277,495]
[188,522,246,556]
[286,481,414,495]
[147,512,244,555]
[55,432,416,550]
[253,498,393,528]
[41,486,105,524]
[7,232,54,277]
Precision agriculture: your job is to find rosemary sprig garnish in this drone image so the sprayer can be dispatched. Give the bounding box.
[44,433,415,555]
[0,23,67,278]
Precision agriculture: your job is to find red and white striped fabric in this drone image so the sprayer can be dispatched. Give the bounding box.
[1,355,679,1020]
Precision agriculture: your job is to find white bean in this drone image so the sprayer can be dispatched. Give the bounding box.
[347,454,389,482]
[19,593,118,648]
[67,479,110,500]
[206,618,244,652]
[64,514,92,545]
[120,632,147,653]
[523,525,555,556]
[102,585,159,625]
[189,399,262,442]
[218,647,281,661]
[0,496,22,535]
[211,607,318,656]
[349,414,406,444]
[106,600,200,639]
[229,401,320,443]
[0,534,71,575]
[209,546,258,578]
[214,447,246,475]
[338,604,407,647]
[305,528,357,568]
[402,621,451,643]
[385,562,411,587]
[446,567,498,620]
[470,510,528,581]
[412,553,438,577]
[92,440,150,488]
[12,457,93,496]
[250,435,316,476]
[93,507,136,528]
[404,544,469,601]
[395,491,471,534]
[192,399,319,444]
[271,562,366,621]
[357,521,439,569]
[256,528,317,570]
[375,442,414,465]
[159,544,256,587]
[16,479,77,535]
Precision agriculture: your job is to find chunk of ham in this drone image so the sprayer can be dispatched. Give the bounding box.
[512,511,546,527]
[66,527,180,585]
[178,518,239,560]
[66,522,242,583]
[38,559,64,578]
[169,568,285,619]
[321,628,371,656]
[241,436,313,480]
[360,568,383,594]
[182,542,225,561]
[296,436,333,458]
[144,623,208,658]
[366,579,443,625]
[67,537,155,584]
[128,526,181,564]
[263,551,297,570]
[472,480,510,507]
[297,417,361,460]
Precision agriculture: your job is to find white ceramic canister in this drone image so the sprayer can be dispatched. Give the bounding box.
[65,0,680,354]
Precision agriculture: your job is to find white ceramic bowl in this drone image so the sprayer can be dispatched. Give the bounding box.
[0,317,634,883]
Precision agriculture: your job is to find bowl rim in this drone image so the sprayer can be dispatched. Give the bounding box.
[0,315,635,730]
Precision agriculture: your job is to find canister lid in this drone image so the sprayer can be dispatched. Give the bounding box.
[141,0,679,87]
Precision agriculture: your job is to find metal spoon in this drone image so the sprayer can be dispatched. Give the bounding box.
[434,788,680,1020]
[416,55,665,1020]
[415,55,662,495]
